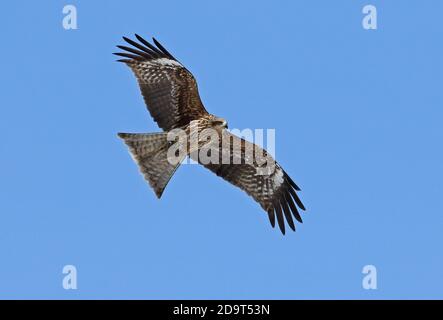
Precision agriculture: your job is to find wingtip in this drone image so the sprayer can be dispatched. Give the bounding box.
[115,59,131,63]
[152,37,160,48]
[274,202,286,235]
[122,36,132,44]
[267,208,276,228]
[135,33,147,43]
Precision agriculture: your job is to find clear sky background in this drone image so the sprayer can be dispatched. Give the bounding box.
[1,1,442,299]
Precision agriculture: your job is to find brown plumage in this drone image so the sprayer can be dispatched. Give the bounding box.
[115,35,306,234]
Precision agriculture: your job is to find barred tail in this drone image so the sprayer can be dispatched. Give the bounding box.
[118,132,184,198]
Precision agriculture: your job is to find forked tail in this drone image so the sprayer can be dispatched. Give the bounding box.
[118,132,184,198]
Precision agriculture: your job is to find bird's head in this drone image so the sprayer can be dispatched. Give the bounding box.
[212,116,228,129]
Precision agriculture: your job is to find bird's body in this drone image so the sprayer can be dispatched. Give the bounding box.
[115,35,306,234]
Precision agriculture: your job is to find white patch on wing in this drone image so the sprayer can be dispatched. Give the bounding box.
[272,168,284,187]
[152,58,182,67]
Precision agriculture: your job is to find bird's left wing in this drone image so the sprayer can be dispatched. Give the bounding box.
[198,130,306,234]
[114,35,209,131]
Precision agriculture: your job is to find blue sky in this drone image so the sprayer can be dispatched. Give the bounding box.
[1,1,442,299]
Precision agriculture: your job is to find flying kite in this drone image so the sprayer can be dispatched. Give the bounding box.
[114,34,306,234]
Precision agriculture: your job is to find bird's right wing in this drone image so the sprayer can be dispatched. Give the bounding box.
[198,130,306,234]
[114,35,209,131]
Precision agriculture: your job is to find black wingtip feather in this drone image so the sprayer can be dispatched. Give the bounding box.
[152,37,175,60]
[288,187,306,212]
[135,34,164,56]
[274,202,286,235]
[113,52,143,61]
[267,208,275,228]
[115,34,177,63]
[284,171,301,191]
[280,197,295,231]
[116,45,153,60]
[122,36,156,58]
[285,191,303,223]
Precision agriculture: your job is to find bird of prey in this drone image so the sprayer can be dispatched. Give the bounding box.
[114,34,306,234]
